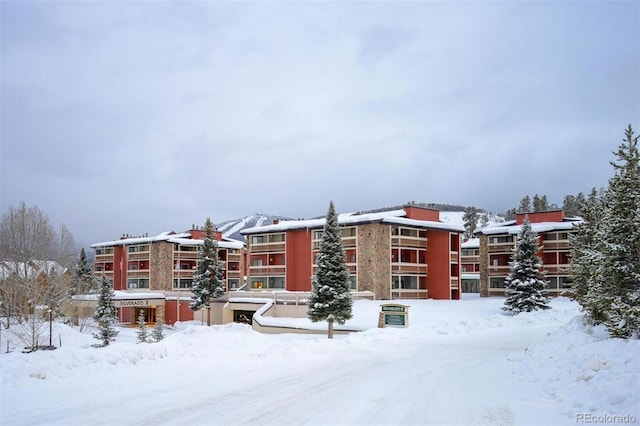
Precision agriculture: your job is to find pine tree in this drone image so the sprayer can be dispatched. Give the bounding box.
[517,196,532,213]
[595,125,640,337]
[463,206,480,238]
[67,248,96,297]
[93,275,118,346]
[569,188,605,318]
[505,208,517,221]
[502,216,551,314]
[152,316,165,342]
[136,309,149,343]
[308,201,353,339]
[190,217,224,326]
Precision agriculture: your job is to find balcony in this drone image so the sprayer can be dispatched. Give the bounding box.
[95,254,114,262]
[450,252,459,263]
[450,277,459,289]
[391,237,427,249]
[251,242,286,253]
[391,263,428,275]
[173,270,195,278]
[487,243,515,253]
[249,265,286,275]
[391,289,428,299]
[127,270,150,278]
[128,252,150,261]
[542,241,570,251]
[173,251,199,260]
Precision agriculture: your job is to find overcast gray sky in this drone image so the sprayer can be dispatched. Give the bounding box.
[1,1,638,248]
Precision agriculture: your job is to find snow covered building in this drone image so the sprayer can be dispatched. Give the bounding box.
[475,210,582,297]
[90,228,245,325]
[240,205,464,300]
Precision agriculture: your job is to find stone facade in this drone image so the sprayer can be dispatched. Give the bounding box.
[150,241,174,291]
[479,235,489,297]
[357,223,391,299]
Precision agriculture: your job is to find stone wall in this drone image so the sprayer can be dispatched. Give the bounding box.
[357,223,391,299]
[150,242,174,291]
[479,234,489,297]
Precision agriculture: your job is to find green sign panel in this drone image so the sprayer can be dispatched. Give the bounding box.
[384,313,406,326]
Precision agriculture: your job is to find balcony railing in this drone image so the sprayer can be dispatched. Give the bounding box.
[391,237,427,248]
[450,277,459,289]
[128,252,150,261]
[542,265,571,275]
[391,289,428,299]
[542,241,570,251]
[251,243,286,253]
[127,270,150,278]
[172,252,199,259]
[391,263,428,274]
[249,265,286,275]
[487,244,515,253]
[450,252,459,263]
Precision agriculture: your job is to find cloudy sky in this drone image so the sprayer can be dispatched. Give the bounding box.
[1,1,638,248]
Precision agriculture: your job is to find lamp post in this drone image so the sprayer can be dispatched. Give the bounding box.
[47,308,52,347]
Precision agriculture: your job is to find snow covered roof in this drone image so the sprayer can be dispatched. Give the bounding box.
[241,209,463,234]
[91,232,191,248]
[476,220,582,236]
[381,217,464,233]
[167,237,245,250]
[91,232,245,249]
[461,238,480,249]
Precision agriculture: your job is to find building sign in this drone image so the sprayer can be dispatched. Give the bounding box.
[114,299,163,308]
[379,304,409,328]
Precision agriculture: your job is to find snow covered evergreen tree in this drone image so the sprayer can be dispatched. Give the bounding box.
[569,188,605,320]
[136,309,149,343]
[502,216,550,314]
[307,201,353,339]
[152,316,165,342]
[190,217,224,326]
[596,126,640,337]
[93,275,118,347]
[67,248,95,297]
[463,206,480,238]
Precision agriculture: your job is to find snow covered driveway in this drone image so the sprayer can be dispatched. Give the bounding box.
[2,297,638,426]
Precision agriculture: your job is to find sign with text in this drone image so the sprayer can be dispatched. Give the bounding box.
[114,299,164,308]
[379,304,409,328]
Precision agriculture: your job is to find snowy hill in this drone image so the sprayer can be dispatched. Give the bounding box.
[216,214,292,241]
[439,211,505,227]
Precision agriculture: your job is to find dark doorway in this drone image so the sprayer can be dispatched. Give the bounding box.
[233,310,254,325]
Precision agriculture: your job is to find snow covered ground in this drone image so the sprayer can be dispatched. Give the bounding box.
[1,295,638,426]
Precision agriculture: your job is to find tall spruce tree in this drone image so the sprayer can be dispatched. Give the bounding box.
[152,316,165,342]
[502,216,551,314]
[190,217,224,326]
[93,275,118,346]
[569,188,605,319]
[587,126,639,337]
[67,248,95,297]
[308,201,353,339]
[463,206,480,238]
[517,196,532,213]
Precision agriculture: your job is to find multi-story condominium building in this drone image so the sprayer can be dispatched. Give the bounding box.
[90,228,245,325]
[460,238,480,292]
[475,210,582,297]
[240,205,464,300]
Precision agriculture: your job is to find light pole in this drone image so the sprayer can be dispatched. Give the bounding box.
[47,308,52,347]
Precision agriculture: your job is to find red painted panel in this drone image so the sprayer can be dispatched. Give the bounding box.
[516,210,564,224]
[164,300,195,325]
[425,230,452,300]
[404,206,440,221]
[286,229,313,291]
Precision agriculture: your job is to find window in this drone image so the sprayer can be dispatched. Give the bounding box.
[489,278,506,288]
[400,228,418,237]
[461,266,467,272]
[392,276,418,290]
[347,275,357,290]
[251,235,264,244]
[96,265,104,272]
[128,244,149,253]
[128,263,138,270]
[314,231,324,240]
[268,233,285,243]
[341,227,356,237]
[349,254,356,263]
[251,258,263,266]
[250,277,284,289]
[173,279,193,289]
[127,278,149,289]
[228,279,240,289]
